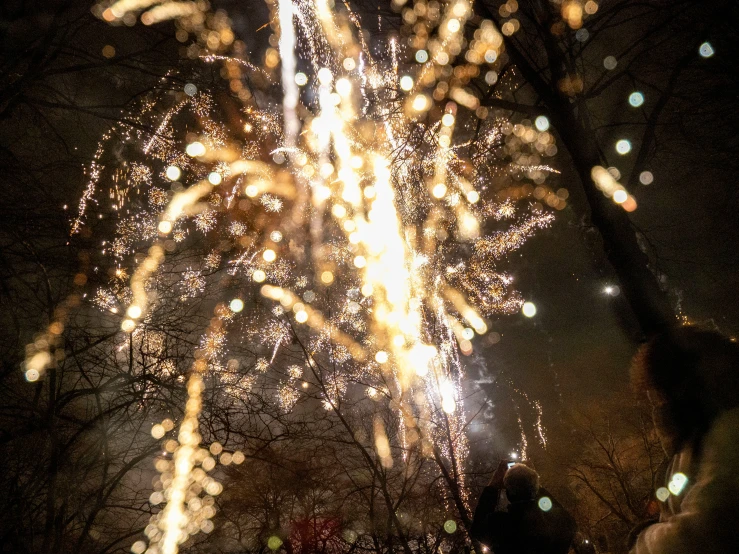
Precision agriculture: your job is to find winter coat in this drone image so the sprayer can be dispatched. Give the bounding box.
[630,407,739,554]
[471,485,576,554]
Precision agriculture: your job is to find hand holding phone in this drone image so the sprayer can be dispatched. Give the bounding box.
[489,460,510,487]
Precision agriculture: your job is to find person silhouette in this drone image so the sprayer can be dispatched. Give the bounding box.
[629,327,739,554]
[471,461,576,554]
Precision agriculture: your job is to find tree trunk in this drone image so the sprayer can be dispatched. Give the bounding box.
[479,0,676,338]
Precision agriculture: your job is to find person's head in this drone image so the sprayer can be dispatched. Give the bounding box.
[504,463,540,502]
[631,326,739,454]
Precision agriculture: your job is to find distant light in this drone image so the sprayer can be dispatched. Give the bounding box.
[208,172,222,185]
[151,424,165,439]
[628,92,644,107]
[615,139,632,154]
[184,83,197,96]
[575,28,589,42]
[252,269,266,283]
[353,256,367,268]
[127,305,142,319]
[412,94,429,111]
[656,487,670,502]
[321,271,334,284]
[295,72,308,86]
[158,221,172,234]
[442,113,455,127]
[295,310,308,323]
[485,70,498,85]
[270,230,283,242]
[415,50,429,63]
[699,42,714,58]
[443,520,457,534]
[613,189,628,203]
[522,302,537,318]
[317,67,333,85]
[462,328,474,340]
[538,496,553,512]
[668,472,688,495]
[229,299,244,313]
[639,171,654,185]
[186,141,206,157]
[342,57,356,71]
[375,351,388,364]
[165,165,181,181]
[432,183,447,198]
[263,249,276,262]
[336,77,352,96]
[400,75,414,91]
[535,115,550,132]
[604,285,620,296]
[510,452,518,459]
[121,319,135,332]
[603,56,617,70]
[25,369,40,382]
[466,190,480,203]
[331,204,347,218]
[267,536,283,551]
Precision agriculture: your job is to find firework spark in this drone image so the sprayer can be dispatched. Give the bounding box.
[37,1,563,551]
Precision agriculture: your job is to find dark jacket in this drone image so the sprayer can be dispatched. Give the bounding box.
[471,485,576,554]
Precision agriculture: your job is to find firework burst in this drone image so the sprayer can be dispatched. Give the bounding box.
[26,1,565,552]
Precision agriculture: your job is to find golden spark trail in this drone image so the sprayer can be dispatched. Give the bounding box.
[159,372,204,554]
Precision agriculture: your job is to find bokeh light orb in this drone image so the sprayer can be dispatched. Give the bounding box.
[628,92,644,107]
[615,139,631,155]
[699,42,715,58]
[165,165,181,181]
[639,171,654,185]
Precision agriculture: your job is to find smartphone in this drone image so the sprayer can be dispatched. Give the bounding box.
[507,461,516,469]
